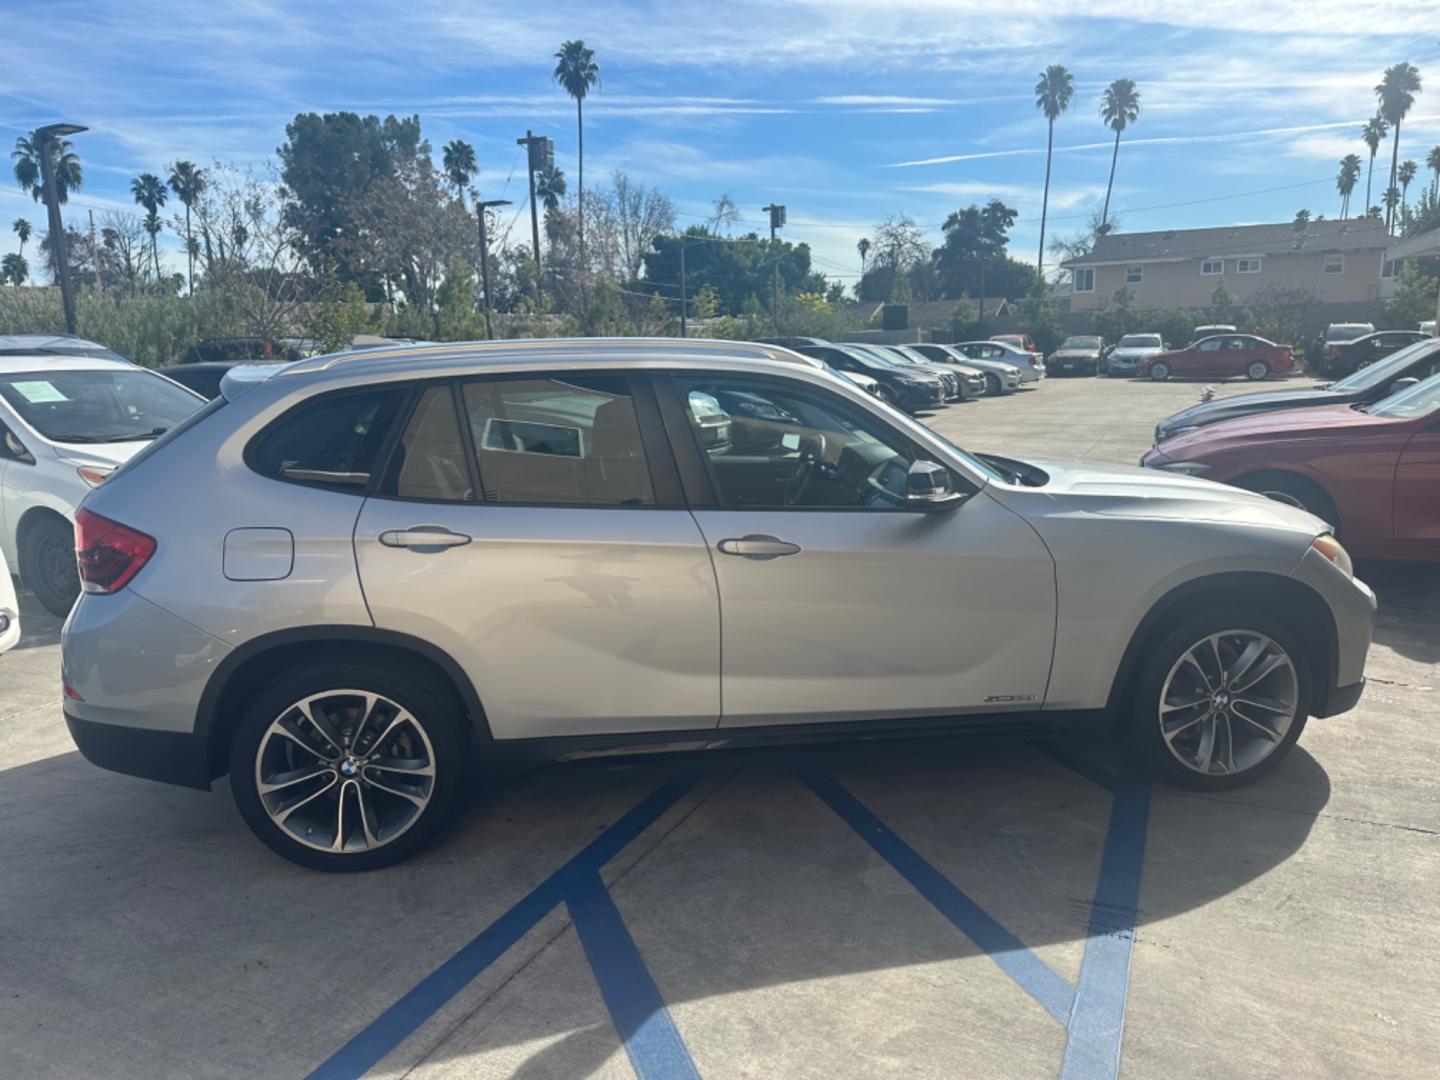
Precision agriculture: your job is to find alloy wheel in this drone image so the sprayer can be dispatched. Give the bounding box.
[1149,362,1170,381]
[255,690,437,854]
[1158,630,1298,776]
[1247,361,1270,380]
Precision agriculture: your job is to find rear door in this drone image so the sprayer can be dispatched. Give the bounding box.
[354,374,721,740]
[659,372,1055,727]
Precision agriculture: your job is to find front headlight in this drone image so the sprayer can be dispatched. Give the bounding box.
[1155,460,1211,476]
[1312,534,1354,578]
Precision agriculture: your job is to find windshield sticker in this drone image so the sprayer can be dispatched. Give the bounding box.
[10,380,71,404]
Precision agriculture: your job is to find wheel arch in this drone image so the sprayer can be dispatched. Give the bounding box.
[1105,571,1339,717]
[1228,468,1340,530]
[197,626,493,781]
[15,504,74,588]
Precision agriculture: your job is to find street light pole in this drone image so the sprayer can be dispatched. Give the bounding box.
[762,203,785,333]
[34,123,88,335]
[474,197,512,341]
[679,236,687,338]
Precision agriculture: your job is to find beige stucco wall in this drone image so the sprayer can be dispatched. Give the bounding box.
[1069,248,1386,311]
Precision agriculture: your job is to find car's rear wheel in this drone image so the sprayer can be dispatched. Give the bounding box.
[20,514,80,618]
[229,660,467,871]
[1127,609,1309,790]
[1246,361,1271,381]
[1148,362,1171,381]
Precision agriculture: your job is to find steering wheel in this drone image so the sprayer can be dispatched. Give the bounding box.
[782,433,826,506]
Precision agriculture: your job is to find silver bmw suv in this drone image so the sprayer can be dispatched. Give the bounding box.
[62,339,1375,870]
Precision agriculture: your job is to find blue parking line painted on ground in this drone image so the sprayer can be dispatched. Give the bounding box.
[1058,774,1151,1080]
[796,762,1077,1025]
[570,872,703,1080]
[307,769,706,1080]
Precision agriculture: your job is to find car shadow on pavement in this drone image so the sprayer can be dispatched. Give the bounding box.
[9,589,63,652]
[1359,560,1440,666]
[0,729,1331,1078]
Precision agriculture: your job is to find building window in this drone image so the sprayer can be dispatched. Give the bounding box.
[1201,259,1224,276]
[1125,264,1143,284]
[1324,254,1344,275]
[1380,258,1396,279]
[1237,258,1262,274]
[1073,268,1095,293]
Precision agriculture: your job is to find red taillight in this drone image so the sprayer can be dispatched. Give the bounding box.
[74,509,156,595]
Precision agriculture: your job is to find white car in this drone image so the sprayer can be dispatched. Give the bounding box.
[0,350,205,616]
[950,340,1045,383]
[0,546,18,654]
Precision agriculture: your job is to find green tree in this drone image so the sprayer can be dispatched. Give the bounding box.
[1248,284,1316,345]
[1033,64,1074,279]
[442,140,477,205]
[554,40,600,304]
[1207,281,1237,326]
[1,252,26,286]
[1361,115,1389,215]
[1386,262,1440,327]
[1384,185,1401,230]
[167,161,207,296]
[1398,159,1418,212]
[1428,145,1440,200]
[130,172,168,278]
[535,164,568,248]
[11,130,83,203]
[584,277,628,336]
[934,200,1033,300]
[1376,62,1422,231]
[1092,285,1139,341]
[856,237,870,281]
[1336,154,1362,218]
[311,282,380,352]
[12,217,30,261]
[1099,78,1142,230]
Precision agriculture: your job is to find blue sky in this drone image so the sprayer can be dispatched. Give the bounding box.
[3,0,1438,286]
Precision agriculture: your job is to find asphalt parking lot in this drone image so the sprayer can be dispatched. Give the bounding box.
[2,373,1436,1080]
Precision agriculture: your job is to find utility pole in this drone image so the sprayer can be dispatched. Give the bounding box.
[474,196,511,341]
[762,203,785,332]
[34,123,88,335]
[516,131,553,309]
[679,236,687,338]
[88,209,102,291]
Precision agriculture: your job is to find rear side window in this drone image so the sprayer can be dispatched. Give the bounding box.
[461,376,655,506]
[380,385,472,502]
[251,388,405,492]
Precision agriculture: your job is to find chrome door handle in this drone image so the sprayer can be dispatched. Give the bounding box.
[378,526,472,551]
[717,535,802,560]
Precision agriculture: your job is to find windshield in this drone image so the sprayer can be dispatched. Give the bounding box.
[1367,371,1440,420]
[1118,335,1162,348]
[0,369,204,443]
[839,347,898,369]
[1061,336,1101,349]
[1331,340,1440,391]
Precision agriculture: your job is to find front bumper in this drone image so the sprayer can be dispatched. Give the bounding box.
[899,383,946,410]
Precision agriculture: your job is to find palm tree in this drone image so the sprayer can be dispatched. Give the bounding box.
[553,40,600,306]
[130,172,168,278]
[442,140,477,205]
[1361,115,1389,215]
[535,163,567,238]
[1383,185,1401,232]
[11,130,83,203]
[2,252,26,286]
[857,237,870,280]
[167,161,206,296]
[1033,65,1074,279]
[1099,78,1142,233]
[1398,159,1418,213]
[1375,62,1422,230]
[1429,145,1440,200]
[12,217,31,260]
[1336,154,1362,218]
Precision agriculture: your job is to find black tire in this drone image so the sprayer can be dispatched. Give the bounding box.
[1148,362,1171,381]
[1246,360,1271,381]
[229,658,468,871]
[985,372,1002,395]
[878,385,899,407]
[1234,472,1340,530]
[1124,607,1311,791]
[20,514,79,618]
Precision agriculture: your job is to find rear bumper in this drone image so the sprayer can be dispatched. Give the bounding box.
[65,710,211,790]
[1315,679,1366,718]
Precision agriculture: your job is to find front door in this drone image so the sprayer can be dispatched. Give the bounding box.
[354,376,720,740]
[660,373,1056,727]
[1395,418,1440,546]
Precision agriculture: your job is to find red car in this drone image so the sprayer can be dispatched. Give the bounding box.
[1135,333,1295,382]
[1141,374,1440,561]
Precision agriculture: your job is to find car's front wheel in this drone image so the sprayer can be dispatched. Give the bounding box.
[984,373,1002,395]
[229,659,467,871]
[1127,609,1309,790]
[20,514,80,618]
[1148,362,1171,381]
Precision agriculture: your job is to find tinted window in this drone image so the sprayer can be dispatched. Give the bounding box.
[252,388,405,492]
[381,385,472,502]
[0,368,202,443]
[461,376,655,506]
[678,375,926,509]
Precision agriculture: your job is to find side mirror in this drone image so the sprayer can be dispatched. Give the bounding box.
[2,429,35,465]
[1389,377,1420,395]
[906,460,965,511]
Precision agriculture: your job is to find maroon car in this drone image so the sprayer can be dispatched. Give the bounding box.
[1135,334,1295,382]
[1141,372,1440,562]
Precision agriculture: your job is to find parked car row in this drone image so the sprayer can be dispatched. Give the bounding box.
[51,335,1371,871]
[1146,336,1440,563]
